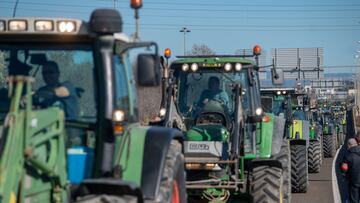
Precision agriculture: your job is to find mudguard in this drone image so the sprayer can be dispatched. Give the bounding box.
[289,139,307,146]
[77,179,144,203]
[249,158,283,170]
[141,126,184,200]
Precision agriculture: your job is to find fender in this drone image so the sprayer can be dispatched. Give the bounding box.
[249,158,283,170]
[141,126,184,200]
[289,139,307,146]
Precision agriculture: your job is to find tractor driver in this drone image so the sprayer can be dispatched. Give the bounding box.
[197,76,230,109]
[35,61,80,120]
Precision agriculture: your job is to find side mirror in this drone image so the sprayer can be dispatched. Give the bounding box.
[271,68,284,85]
[137,54,161,86]
[247,115,262,123]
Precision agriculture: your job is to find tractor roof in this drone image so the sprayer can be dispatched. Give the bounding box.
[172,56,255,65]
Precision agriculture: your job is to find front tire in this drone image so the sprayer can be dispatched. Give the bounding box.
[272,140,291,203]
[290,144,308,193]
[308,140,321,173]
[323,134,336,158]
[251,165,283,203]
[157,140,187,203]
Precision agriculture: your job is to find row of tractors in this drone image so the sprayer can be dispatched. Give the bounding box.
[151,46,348,202]
[0,3,348,203]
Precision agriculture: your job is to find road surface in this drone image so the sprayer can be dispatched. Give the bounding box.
[292,157,335,203]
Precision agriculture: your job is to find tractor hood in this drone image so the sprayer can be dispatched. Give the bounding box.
[186,124,229,142]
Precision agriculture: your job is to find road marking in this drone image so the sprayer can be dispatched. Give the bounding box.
[332,146,342,203]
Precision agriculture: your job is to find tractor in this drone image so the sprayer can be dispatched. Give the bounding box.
[261,85,322,193]
[154,47,291,202]
[0,6,186,203]
[320,104,337,158]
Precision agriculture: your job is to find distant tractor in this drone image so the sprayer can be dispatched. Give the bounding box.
[0,6,186,203]
[154,47,291,203]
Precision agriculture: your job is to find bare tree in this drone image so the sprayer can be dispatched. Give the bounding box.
[188,44,215,55]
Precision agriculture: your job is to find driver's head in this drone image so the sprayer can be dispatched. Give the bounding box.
[208,76,220,91]
[42,61,60,86]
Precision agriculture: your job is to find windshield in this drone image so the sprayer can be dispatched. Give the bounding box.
[176,70,249,119]
[261,95,287,116]
[0,44,96,122]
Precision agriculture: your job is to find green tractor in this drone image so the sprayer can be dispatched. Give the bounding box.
[0,7,186,203]
[320,108,337,158]
[154,47,291,202]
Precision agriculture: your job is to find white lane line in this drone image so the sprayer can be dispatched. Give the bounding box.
[332,146,342,203]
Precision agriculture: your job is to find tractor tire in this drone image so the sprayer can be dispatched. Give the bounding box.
[251,165,283,203]
[156,140,187,203]
[75,195,138,203]
[290,144,308,193]
[272,140,291,203]
[323,135,336,158]
[308,140,321,173]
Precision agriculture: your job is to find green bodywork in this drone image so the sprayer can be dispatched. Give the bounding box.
[290,120,304,139]
[0,77,68,203]
[186,124,229,142]
[114,124,148,186]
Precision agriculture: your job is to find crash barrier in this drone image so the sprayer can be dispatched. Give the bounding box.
[335,107,357,202]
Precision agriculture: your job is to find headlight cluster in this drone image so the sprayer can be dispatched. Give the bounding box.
[181,62,243,72]
[0,19,76,33]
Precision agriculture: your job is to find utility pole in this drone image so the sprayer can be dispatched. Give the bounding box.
[13,0,19,17]
[179,27,191,55]
[113,0,118,9]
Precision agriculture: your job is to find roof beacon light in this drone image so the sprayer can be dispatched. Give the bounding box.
[35,20,53,31]
[224,63,232,71]
[58,21,76,33]
[164,48,171,59]
[131,0,142,9]
[235,63,242,71]
[253,45,262,56]
[182,63,189,71]
[191,63,198,72]
[0,21,5,31]
[9,20,27,31]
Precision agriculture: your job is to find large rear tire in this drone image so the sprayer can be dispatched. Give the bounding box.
[323,134,336,158]
[290,144,308,193]
[251,165,283,203]
[157,140,187,203]
[308,140,321,173]
[272,140,291,203]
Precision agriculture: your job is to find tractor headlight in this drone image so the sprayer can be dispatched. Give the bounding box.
[235,63,242,71]
[185,163,220,170]
[0,20,5,31]
[113,110,125,122]
[159,108,166,117]
[191,63,198,72]
[58,21,76,32]
[9,20,27,31]
[224,63,232,71]
[35,20,53,31]
[182,63,189,71]
[282,91,286,94]
[276,91,281,95]
[255,107,263,116]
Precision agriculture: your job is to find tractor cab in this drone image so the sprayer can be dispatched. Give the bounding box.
[0,7,186,203]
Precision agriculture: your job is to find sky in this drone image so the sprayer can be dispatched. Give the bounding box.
[1,0,360,74]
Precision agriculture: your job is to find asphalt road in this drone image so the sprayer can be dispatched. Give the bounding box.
[292,157,335,203]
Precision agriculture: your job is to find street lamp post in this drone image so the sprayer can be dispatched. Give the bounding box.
[179,27,191,55]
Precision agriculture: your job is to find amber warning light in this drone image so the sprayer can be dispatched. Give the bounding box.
[131,0,142,9]
[164,48,171,58]
[253,45,261,56]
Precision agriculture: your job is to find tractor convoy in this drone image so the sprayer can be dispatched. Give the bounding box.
[0,1,350,203]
